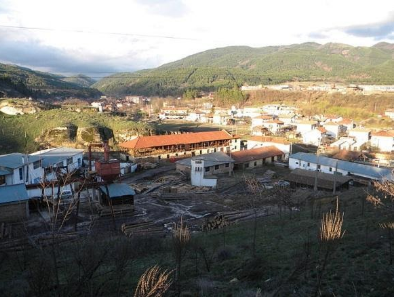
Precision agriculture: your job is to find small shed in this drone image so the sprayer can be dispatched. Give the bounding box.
[285,169,352,191]
[0,184,29,221]
[175,152,234,176]
[99,183,136,206]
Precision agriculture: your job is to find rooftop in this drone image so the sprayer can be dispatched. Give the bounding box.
[290,152,393,181]
[231,146,284,163]
[371,130,394,137]
[120,130,235,150]
[0,153,41,169]
[248,136,290,145]
[0,184,29,204]
[31,147,84,168]
[176,152,234,168]
[99,183,136,198]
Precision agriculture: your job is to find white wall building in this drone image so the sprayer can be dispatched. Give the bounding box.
[289,152,393,181]
[296,121,317,134]
[370,131,394,152]
[323,122,342,139]
[348,128,371,144]
[302,129,326,146]
[190,159,217,188]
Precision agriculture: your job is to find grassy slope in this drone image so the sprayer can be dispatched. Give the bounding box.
[0,185,392,296]
[0,106,150,153]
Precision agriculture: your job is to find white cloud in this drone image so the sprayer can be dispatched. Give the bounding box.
[0,0,393,75]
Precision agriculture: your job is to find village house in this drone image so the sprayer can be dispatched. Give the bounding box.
[242,107,262,119]
[295,120,317,134]
[338,118,354,131]
[213,113,229,125]
[323,115,343,123]
[30,147,84,181]
[370,130,394,152]
[0,153,43,186]
[348,128,371,144]
[330,137,364,151]
[302,128,328,146]
[323,122,343,139]
[251,114,275,128]
[176,152,234,176]
[246,136,291,159]
[289,152,393,182]
[119,130,241,159]
[278,113,297,125]
[159,107,189,119]
[262,120,284,134]
[231,146,285,170]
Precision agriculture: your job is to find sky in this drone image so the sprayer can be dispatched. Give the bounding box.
[0,0,393,78]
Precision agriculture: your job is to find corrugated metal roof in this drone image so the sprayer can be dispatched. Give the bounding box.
[0,169,12,176]
[0,184,29,204]
[286,168,352,190]
[0,153,41,169]
[290,152,393,180]
[120,130,234,150]
[232,146,284,163]
[99,183,136,198]
[175,152,234,168]
[32,147,84,168]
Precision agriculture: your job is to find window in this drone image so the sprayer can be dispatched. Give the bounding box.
[67,158,73,165]
[77,158,81,166]
[307,162,310,167]
[295,162,299,164]
[19,168,23,180]
[254,161,257,166]
[244,163,249,168]
[329,167,332,172]
[0,175,5,185]
[225,163,229,168]
[205,167,210,172]
[33,160,41,169]
[215,165,219,170]
[317,165,321,170]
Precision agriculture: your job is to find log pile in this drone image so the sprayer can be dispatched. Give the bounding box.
[121,221,164,237]
[97,205,134,217]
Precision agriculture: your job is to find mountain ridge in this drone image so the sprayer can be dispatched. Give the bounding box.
[93,42,394,96]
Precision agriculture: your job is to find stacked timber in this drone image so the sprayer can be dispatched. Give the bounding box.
[98,205,134,217]
[121,221,164,237]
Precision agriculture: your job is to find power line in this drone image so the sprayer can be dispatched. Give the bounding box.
[0,24,200,41]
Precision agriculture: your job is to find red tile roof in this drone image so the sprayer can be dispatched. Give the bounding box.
[231,146,284,163]
[248,136,290,145]
[253,115,273,120]
[120,130,235,149]
[371,130,394,137]
[317,127,327,133]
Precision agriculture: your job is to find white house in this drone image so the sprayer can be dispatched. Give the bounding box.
[384,109,394,119]
[247,136,291,159]
[296,120,317,134]
[302,129,326,146]
[251,114,274,128]
[330,137,364,151]
[338,119,354,131]
[323,122,342,139]
[262,120,284,134]
[348,128,371,144]
[190,159,217,188]
[0,153,44,186]
[31,147,84,181]
[278,114,297,125]
[370,130,394,152]
[289,152,393,181]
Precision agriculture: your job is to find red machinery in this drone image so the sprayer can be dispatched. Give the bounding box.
[89,142,120,182]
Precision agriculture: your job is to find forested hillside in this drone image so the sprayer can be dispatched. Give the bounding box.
[0,63,101,99]
[93,42,394,96]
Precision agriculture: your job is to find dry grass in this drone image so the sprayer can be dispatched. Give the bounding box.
[134,265,173,297]
[320,198,345,242]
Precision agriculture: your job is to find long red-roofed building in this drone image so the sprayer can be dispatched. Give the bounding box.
[120,130,241,159]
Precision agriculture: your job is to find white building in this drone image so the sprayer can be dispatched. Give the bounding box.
[262,120,284,134]
[323,122,342,139]
[0,153,44,186]
[289,152,393,181]
[247,136,291,159]
[302,129,326,146]
[330,137,365,151]
[370,131,394,152]
[384,109,394,119]
[190,159,217,188]
[348,128,371,144]
[251,115,274,128]
[296,120,318,134]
